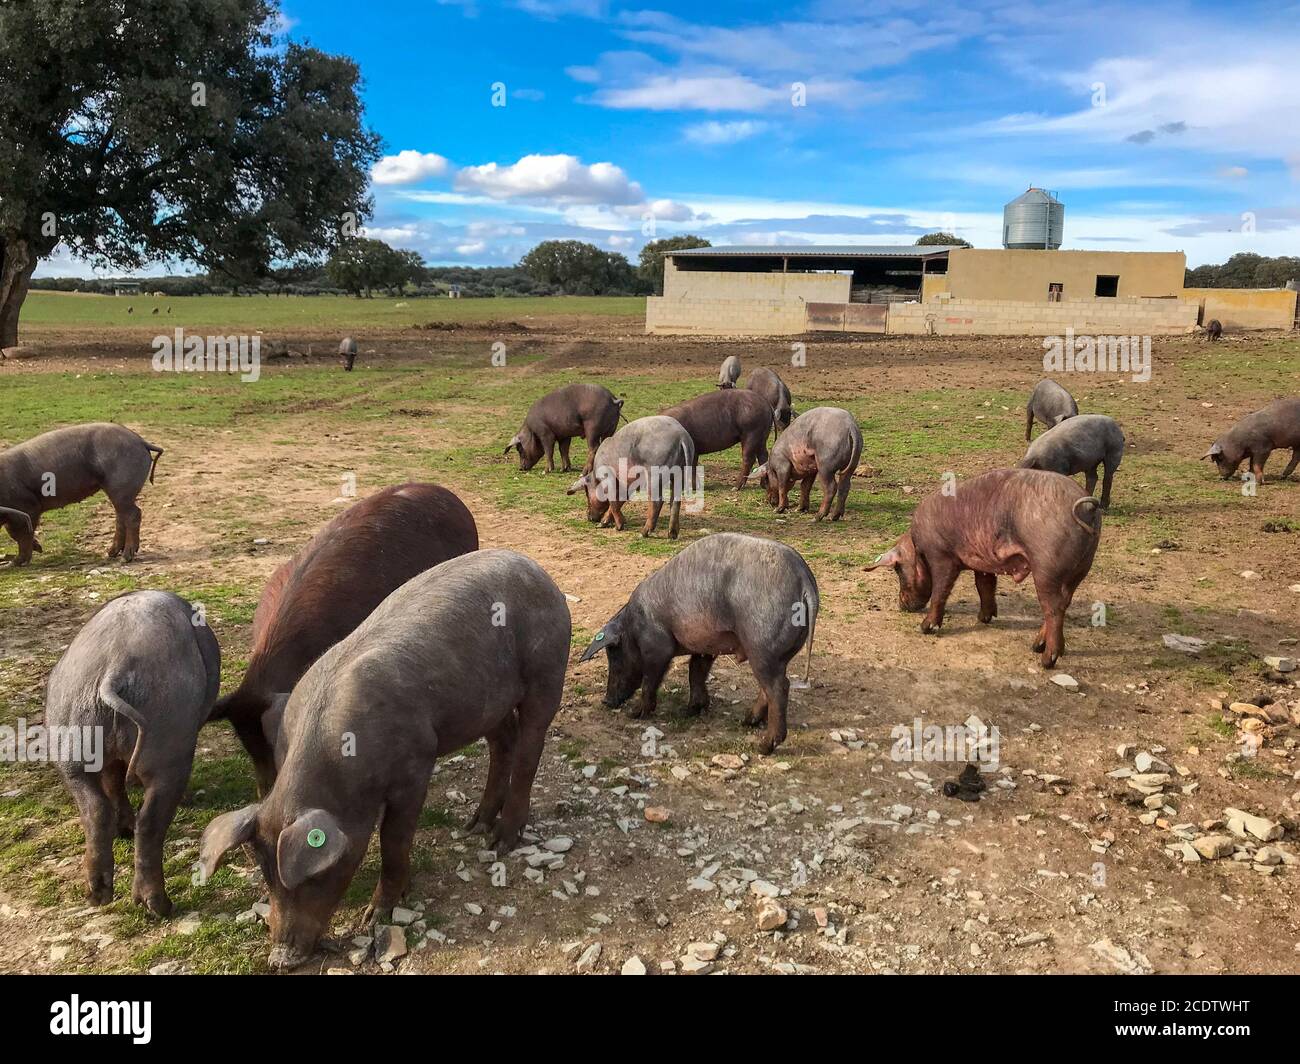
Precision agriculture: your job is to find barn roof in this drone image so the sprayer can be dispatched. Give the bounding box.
[670,244,960,259]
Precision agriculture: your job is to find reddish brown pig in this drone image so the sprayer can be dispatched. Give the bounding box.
[1203,398,1300,485]
[661,389,773,488]
[866,468,1102,668]
[208,483,478,793]
[505,382,625,474]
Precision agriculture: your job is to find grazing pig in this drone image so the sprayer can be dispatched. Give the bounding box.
[340,337,358,371]
[209,483,478,794]
[1203,398,1300,484]
[866,468,1101,668]
[580,533,817,755]
[198,550,570,969]
[661,389,773,488]
[717,354,741,389]
[1025,378,1078,440]
[566,416,696,538]
[752,406,862,520]
[1019,413,1124,509]
[746,367,795,433]
[0,423,162,566]
[505,382,625,474]
[46,591,221,916]
[1205,319,1222,341]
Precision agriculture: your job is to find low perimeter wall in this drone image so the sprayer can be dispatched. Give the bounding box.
[1182,288,1297,331]
[887,297,1199,337]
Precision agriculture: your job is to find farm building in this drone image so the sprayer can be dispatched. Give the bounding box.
[646,244,1299,337]
[646,189,1297,337]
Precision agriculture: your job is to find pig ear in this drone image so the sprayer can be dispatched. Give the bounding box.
[579,624,620,662]
[276,809,350,890]
[1202,442,1223,460]
[503,434,521,456]
[864,547,901,572]
[747,462,768,481]
[199,803,260,881]
[566,474,590,496]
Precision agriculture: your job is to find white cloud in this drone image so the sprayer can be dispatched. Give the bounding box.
[372,150,452,186]
[684,120,767,145]
[454,153,645,205]
[455,241,489,256]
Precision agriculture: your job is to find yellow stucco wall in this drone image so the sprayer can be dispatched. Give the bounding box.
[889,297,1198,337]
[945,248,1187,302]
[1182,287,1297,331]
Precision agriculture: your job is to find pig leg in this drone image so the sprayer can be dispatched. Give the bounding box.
[1084,466,1098,497]
[668,497,682,539]
[644,499,664,537]
[109,511,127,559]
[558,438,573,473]
[365,781,429,918]
[751,661,789,755]
[797,473,815,513]
[1280,449,1298,480]
[543,433,557,473]
[630,644,673,720]
[6,519,36,566]
[1099,462,1117,509]
[831,471,852,521]
[814,470,837,521]
[609,499,626,531]
[131,770,189,917]
[466,715,518,835]
[490,690,559,851]
[1030,580,1068,667]
[232,715,278,798]
[102,762,136,838]
[1025,406,1035,442]
[920,557,962,634]
[686,655,714,715]
[743,690,768,727]
[975,572,998,624]
[66,775,116,905]
[1250,451,1268,486]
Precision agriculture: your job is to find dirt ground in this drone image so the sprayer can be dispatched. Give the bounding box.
[1,314,1298,975]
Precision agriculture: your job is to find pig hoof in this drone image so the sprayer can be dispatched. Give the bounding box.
[978,612,995,625]
[686,699,709,716]
[135,890,173,918]
[87,882,114,906]
[920,620,941,635]
[756,737,778,756]
[1030,637,1046,653]
[489,823,523,853]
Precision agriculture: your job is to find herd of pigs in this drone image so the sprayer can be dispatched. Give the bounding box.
[1,358,1298,970]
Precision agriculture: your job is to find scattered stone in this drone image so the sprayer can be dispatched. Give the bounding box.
[373,925,407,964]
[1191,835,1236,859]
[1014,931,1050,947]
[621,956,647,976]
[1224,807,1283,841]
[1163,634,1208,654]
[149,961,185,975]
[756,898,788,931]
[1049,673,1079,692]
[679,956,713,975]
[644,806,671,824]
[543,836,573,853]
[711,754,745,770]
[1135,752,1171,773]
[174,912,203,936]
[391,906,418,925]
[1263,656,1296,673]
[575,942,602,973]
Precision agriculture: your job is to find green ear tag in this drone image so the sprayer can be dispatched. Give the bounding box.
[595,631,604,641]
[306,828,326,849]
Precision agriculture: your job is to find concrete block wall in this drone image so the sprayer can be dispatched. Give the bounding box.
[645,295,810,336]
[663,264,850,304]
[888,297,1199,336]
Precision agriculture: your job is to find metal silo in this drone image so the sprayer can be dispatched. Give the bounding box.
[1002,188,1064,249]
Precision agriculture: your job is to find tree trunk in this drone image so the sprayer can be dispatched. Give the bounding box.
[0,235,37,349]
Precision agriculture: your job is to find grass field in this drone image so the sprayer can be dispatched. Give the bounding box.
[19,291,644,332]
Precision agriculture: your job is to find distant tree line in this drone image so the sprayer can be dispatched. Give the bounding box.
[1185,253,1300,289]
[31,233,718,299]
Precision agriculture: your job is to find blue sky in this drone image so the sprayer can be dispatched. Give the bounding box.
[41,0,1300,274]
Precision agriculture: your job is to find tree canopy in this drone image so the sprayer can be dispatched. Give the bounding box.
[325,239,425,297]
[519,240,645,295]
[1185,253,1300,289]
[0,0,381,345]
[915,232,972,248]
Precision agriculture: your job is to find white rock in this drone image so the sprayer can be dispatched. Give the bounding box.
[1050,673,1079,692]
[575,942,602,972]
[621,956,647,975]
